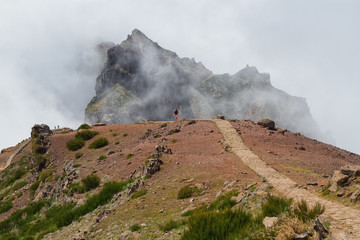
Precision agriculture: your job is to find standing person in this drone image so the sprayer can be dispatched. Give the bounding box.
[174,108,178,121]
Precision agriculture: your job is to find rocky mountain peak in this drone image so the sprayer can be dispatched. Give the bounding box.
[86,29,324,140]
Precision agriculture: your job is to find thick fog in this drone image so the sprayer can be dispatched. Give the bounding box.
[0,0,359,154]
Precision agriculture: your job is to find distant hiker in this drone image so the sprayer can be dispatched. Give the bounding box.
[174,108,178,121]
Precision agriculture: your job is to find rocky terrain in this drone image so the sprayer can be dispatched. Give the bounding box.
[0,119,360,239]
[85,29,323,140]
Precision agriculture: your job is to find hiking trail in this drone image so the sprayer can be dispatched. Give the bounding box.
[213,119,360,240]
[0,138,31,171]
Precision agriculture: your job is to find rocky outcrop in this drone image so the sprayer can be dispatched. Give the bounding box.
[327,165,360,203]
[258,119,275,130]
[31,124,52,154]
[85,29,323,140]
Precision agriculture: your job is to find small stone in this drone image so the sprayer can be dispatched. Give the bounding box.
[189,198,194,203]
[263,216,278,230]
[306,182,318,186]
[294,232,310,240]
[127,161,132,165]
[158,208,165,213]
[176,161,179,165]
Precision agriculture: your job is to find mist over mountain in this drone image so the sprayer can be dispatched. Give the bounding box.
[86,29,323,140]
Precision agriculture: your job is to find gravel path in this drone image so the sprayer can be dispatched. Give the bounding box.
[1,138,31,171]
[213,119,360,240]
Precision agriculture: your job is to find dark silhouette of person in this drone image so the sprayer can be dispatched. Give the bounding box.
[174,108,178,121]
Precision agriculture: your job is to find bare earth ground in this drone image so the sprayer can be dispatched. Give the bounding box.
[1,119,360,239]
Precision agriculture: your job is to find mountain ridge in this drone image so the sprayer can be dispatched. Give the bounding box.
[85,29,323,141]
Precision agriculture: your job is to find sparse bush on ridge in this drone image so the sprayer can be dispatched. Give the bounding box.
[98,155,107,161]
[88,137,109,149]
[75,130,99,141]
[66,138,85,151]
[77,123,91,130]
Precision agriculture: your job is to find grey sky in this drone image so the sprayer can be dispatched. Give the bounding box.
[0,0,359,154]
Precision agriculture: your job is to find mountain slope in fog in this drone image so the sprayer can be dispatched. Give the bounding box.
[86,29,322,139]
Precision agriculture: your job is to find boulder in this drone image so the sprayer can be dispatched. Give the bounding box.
[216,115,225,120]
[262,216,278,230]
[340,165,360,177]
[258,119,275,130]
[331,170,350,188]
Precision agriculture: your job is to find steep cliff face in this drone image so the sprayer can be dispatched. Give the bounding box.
[85,29,321,139]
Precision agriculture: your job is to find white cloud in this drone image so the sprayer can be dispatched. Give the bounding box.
[0,0,359,154]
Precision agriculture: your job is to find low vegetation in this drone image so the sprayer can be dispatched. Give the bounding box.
[130,224,141,232]
[160,219,184,232]
[66,138,85,151]
[75,152,84,159]
[0,180,132,239]
[69,174,100,194]
[98,155,107,161]
[88,137,109,149]
[75,130,99,141]
[126,153,134,160]
[123,133,128,137]
[77,123,91,130]
[177,192,325,239]
[177,185,202,199]
[131,189,147,199]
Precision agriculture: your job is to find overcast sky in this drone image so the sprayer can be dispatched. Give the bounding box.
[0,0,359,154]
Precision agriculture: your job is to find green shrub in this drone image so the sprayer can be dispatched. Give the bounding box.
[126,153,134,160]
[77,124,91,130]
[29,181,41,196]
[209,190,238,210]
[181,210,194,217]
[293,200,325,222]
[81,174,100,192]
[131,190,147,199]
[34,154,50,171]
[73,164,81,168]
[171,139,177,143]
[56,181,131,228]
[0,189,11,201]
[1,168,27,189]
[66,138,85,151]
[160,220,184,232]
[75,130,99,141]
[112,133,118,137]
[69,182,86,194]
[0,200,13,214]
[123,133,128,137]
[130,224,141,232]
[177,185,201,200]
[261,194,292,217]
[115,141,119,145]
[75,152,84,159]
[88,138,109,149]
[12,181,28,191]
[98,155,107,161]
[181,208,252,240]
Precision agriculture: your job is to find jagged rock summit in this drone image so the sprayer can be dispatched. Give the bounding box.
[86,29,321,139]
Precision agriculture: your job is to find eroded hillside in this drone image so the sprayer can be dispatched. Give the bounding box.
[1,119,360,239]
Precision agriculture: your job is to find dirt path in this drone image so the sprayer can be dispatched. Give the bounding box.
[213,119,360,240]
[0,138,31,171]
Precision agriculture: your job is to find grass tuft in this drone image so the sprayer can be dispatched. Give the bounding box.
[75,130,99,141]
[131,190,147,199]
